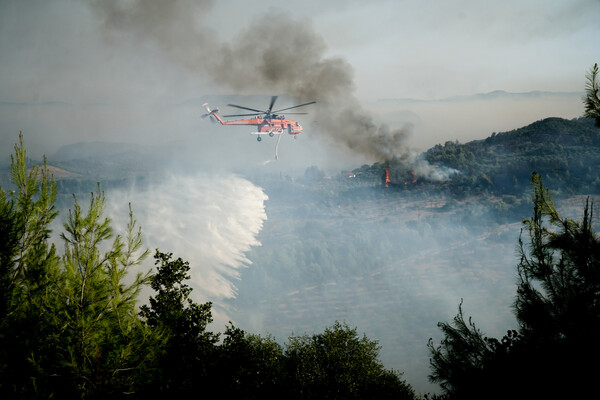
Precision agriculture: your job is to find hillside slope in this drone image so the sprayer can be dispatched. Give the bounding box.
[424,117,600,194]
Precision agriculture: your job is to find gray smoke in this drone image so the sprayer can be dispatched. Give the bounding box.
[90,0,418,166]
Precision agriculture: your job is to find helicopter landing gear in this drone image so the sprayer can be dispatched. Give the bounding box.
[257,136,262,142]
[269,132,274,137]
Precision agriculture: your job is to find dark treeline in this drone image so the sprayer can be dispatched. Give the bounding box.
[0,136,415,399]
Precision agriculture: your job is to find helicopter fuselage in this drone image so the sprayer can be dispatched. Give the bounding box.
[210,113,303,136]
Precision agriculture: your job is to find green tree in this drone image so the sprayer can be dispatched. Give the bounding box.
[513,172,600,398]
[0,181,24,317]
[428,173,600,399]
[217,324,285,398]
[138,250,219,396]
[285,321,415,400]
[427,301,492,398]
[57,188,153,398]
[583,63,600,126]
[0,134,62,398]
[0,135,156,399]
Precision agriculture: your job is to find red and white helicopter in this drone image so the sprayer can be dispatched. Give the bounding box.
[202,95,315,142]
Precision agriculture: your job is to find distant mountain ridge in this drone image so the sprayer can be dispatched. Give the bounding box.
[49,141,153,162]
[42,141,173,186]
[378,90,584,104]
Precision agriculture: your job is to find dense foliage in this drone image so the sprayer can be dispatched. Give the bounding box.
[424,117,600,195]
[0,135,415,399]
[0,135,156,398]
[428,173,600,399]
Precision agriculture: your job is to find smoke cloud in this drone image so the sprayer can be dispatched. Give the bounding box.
[105,172,268,326]
[90,0,419,167]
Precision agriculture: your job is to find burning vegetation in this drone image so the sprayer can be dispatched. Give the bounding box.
[383,162,420,188]
[343,161,439,190]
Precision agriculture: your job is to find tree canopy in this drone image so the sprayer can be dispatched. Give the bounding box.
[428,173,600,399]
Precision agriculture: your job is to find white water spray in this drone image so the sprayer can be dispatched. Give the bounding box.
[106,172,268,327]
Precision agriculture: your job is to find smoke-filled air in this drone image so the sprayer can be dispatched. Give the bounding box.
[1,0,599,397]
[91,0,417,166]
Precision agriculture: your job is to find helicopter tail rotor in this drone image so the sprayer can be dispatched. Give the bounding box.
[201,103,219,123]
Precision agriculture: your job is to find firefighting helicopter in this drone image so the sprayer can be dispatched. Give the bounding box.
[201,95,315,143]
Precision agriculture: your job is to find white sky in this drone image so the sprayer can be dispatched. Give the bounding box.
[0,0,598,164]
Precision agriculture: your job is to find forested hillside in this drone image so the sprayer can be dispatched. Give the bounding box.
[424,117,600,194]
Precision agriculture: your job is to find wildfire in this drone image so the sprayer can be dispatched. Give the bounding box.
[385,167,391,188]
[403,171,417,185]
[383,166,418,188]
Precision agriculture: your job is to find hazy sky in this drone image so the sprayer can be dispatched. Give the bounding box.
[209,0,599,100]
[0,0,598,166]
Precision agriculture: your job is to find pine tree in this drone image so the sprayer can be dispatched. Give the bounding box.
[0,133,62,398]
[513,172,600,398]
[428,173,600,398]
[583,63,600,126]
[0,135,158,398]
[58,188,152,397]
[427,300,492,398]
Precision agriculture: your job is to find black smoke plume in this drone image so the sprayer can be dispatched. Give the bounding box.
[91,0,419,166]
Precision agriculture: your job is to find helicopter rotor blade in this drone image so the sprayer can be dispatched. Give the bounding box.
[268,95,278,114]
[224,98,315,118]
[273,101,316,113]
[227,104,264,113]
[223,113,263,118]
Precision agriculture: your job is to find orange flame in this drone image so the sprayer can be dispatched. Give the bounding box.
[403,171,417,185]
[385,168,391,188]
